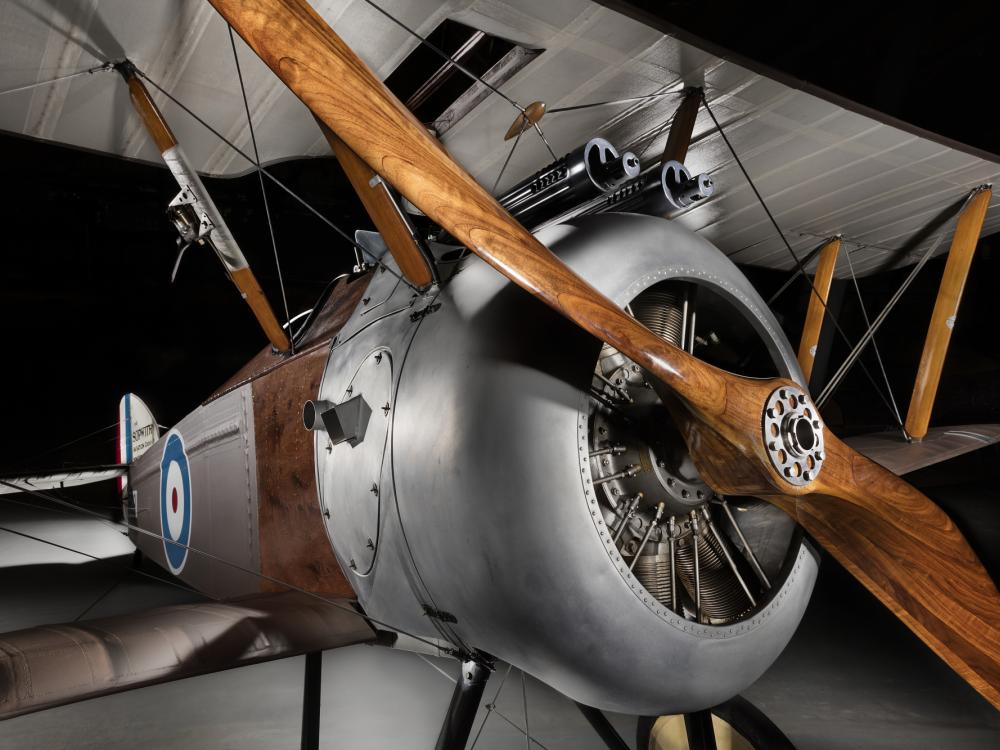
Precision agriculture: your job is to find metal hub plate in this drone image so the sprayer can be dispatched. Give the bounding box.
[762,385,825,486]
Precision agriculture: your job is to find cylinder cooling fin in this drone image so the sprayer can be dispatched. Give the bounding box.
[586,280,791,626]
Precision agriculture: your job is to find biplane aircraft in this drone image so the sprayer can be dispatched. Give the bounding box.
[1,0,999,748]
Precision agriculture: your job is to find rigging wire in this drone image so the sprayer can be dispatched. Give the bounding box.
[0,62,114,97]
[701,91,906,424]
[469,663,512,750]
[521,669,531,750]
[843,246,907,437]
[357,0,557,160]
[134,68,419,294]
[815,231,949,408]
[73,573,128,622]
[0,520,210,602]
[0,479,449,654]
[549,89,685,114]
[23,422,118,466]
[492,122,527,194]
[228,26,295,353]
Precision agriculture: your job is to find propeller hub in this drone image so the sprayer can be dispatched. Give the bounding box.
[762,385,825,486]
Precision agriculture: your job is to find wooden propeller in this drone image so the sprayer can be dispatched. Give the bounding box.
[209,0,1000,709]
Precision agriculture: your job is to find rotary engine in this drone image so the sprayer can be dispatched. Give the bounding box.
[309,213,818,715]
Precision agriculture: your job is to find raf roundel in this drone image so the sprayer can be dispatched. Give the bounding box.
[159,432,192,574]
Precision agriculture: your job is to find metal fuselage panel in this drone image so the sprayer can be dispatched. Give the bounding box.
[127,278,368,600]
[129,386,261,599]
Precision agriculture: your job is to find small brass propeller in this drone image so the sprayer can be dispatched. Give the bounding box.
[503,100,546,140]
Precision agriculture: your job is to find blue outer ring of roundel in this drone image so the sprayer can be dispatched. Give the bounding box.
[159,432,192,574]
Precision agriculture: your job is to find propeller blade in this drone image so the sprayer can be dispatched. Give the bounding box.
[771,432,1000,708]
[209,0,1000,709]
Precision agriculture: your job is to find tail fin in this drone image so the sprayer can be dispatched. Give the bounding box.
[117,393,160,492]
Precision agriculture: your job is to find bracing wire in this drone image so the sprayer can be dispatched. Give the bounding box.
[0,479,449,654]
[701,91,907,423]
[521,669,531,750]
[843,247,907,437]
[0,518,210,602]
[359,0,523,114]
[815,231,950,408]
[492,123,527,194]
[228,26,295,353]
[549,89,685,114]
[357,0,557,159]
[0,62,114,97]
[469,663,512,749]
[133,68,419,294]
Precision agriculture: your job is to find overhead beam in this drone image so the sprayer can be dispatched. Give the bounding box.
[318,122,436,288]
[118,62,291,351]
[796,237,841,384]
[661,87,702,165]
[905,186,992,440]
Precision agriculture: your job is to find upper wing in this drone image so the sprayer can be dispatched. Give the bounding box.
[1,1,997,274]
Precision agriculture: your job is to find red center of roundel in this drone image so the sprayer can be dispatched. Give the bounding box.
[171,487,178,513]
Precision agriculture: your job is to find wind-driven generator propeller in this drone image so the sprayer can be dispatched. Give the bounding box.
[211,0,1000,711]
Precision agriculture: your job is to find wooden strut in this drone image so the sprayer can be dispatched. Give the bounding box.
[209,0,1000,710]
[905,187,992,439]
[119,63,291,352]
[796,237,841,384]
[318,121,436,288]
[660,87,702,165]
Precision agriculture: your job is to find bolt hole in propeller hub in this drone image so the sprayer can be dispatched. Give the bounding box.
[762,385,825,485]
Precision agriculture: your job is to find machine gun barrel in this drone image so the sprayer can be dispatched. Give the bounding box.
[497,137,640,231]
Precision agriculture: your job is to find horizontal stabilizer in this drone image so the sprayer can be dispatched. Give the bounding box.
[845,424,1000,476]
[0,466,126,496]
[0,591,374,720]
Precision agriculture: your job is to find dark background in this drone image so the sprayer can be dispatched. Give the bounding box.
[2,2,1000,479]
